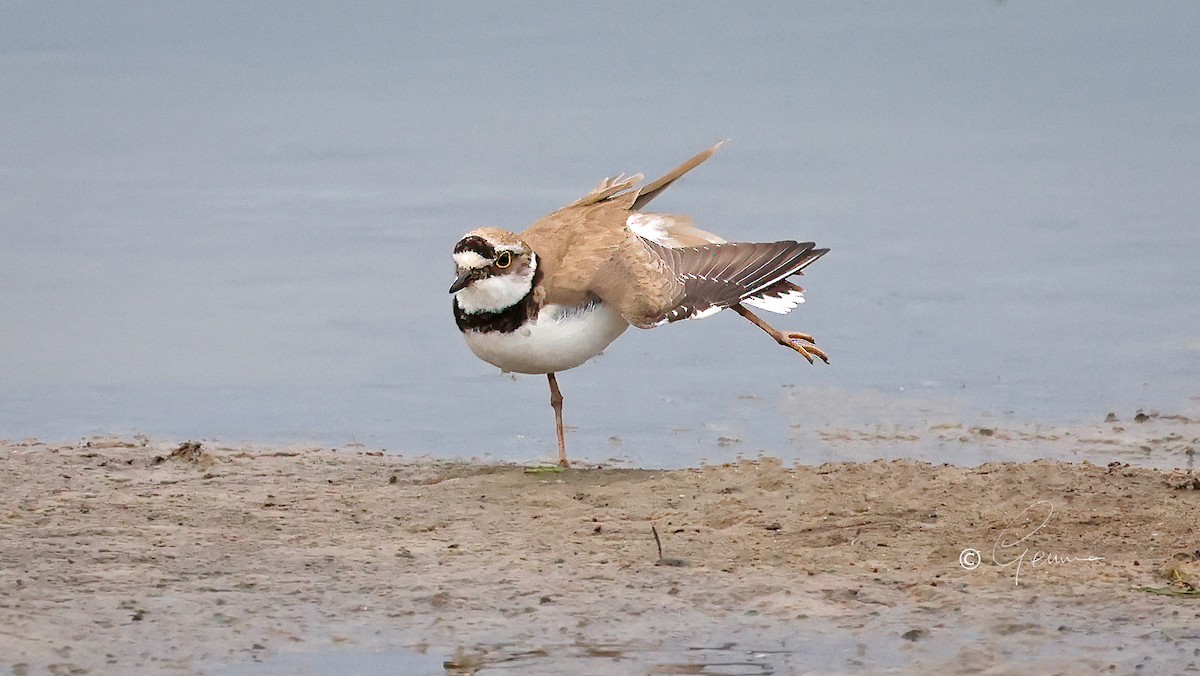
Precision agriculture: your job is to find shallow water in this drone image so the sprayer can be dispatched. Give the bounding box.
[2,2,1199,467]
[219,600,1200,675]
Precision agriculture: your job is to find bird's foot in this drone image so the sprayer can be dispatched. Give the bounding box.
[776,331,829,364]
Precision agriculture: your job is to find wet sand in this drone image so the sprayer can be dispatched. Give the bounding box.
[2,436,1199,674]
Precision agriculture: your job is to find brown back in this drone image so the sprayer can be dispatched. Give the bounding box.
[519,143,826,329]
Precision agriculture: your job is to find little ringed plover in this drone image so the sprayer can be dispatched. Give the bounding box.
[450,142,828,467]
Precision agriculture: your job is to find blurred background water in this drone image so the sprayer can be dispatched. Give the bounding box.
[2,2,1198,467]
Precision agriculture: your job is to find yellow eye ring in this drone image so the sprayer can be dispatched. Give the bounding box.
[495,251,513,268]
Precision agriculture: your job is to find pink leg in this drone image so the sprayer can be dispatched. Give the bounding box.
[547,373,569,467]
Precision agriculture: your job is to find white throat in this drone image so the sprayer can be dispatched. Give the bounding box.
[455,265,536,314]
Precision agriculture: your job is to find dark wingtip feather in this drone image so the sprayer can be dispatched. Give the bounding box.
[645,238,828,324]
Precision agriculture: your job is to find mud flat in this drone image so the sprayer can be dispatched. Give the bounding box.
[2,437,1198,674]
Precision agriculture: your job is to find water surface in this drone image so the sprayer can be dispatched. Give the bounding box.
[2,2,1198,467]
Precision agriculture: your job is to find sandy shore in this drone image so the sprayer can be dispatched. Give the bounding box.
[2,437,1199,674]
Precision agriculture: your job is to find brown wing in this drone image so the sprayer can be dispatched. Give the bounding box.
[518,142,826,327]
[636,240,827,325]
[521,143,728,313]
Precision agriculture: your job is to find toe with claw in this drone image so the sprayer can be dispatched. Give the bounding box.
[732,303,830,365]
[779,332,829,364]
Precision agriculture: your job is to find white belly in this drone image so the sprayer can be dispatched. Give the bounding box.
[463,302,630,374]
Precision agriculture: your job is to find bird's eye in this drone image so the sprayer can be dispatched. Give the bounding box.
[495,251,513,268]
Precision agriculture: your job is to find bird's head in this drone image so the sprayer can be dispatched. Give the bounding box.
[450,228,537,313]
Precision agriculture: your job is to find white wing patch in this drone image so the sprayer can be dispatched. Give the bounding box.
[627,212,728,247]
[743,288,806,315]
[687,306,724,321]
[626,213,672,244]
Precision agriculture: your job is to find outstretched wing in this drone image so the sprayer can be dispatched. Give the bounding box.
[522,142,828,326]
[638,239,827,325]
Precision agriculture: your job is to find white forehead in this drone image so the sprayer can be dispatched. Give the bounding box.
[453,250,489,269]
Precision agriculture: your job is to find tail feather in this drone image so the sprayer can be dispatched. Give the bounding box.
[743,280,807,314]
[632,141,726,211]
